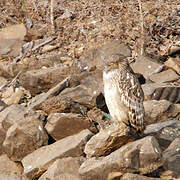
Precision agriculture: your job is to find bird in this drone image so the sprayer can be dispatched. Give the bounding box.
[103,54,145,134]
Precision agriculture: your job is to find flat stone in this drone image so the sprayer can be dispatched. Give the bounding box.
[142,83,180,104]
[0,154,22,175]
[0,104,26,131]
[3,110,48,161]
[0,24,27,40]
[131,55,163,79]
[144,100,174,125]
[144,120,180,151]
[45,113,90,140]
[165,57,180,75]
[150,69,179,83]
[162,138,180,176]
[22,129,93,179]
[79,136,162,179]
[84,123,132,158]
[39,157,85,180]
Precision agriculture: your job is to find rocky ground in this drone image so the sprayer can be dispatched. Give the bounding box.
[0,0,180,180]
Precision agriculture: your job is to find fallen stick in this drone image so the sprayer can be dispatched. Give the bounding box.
[27,76,71,110]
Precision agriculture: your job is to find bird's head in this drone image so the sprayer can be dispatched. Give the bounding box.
[104,54,129,72]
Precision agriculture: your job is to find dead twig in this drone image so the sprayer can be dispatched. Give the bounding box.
[0,71,22,91]
[27,76,71,110]
[32,36,56,51]
[137,0,145,55]
[50,0,55,34]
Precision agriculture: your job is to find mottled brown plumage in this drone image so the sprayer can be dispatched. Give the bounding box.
[103,54,145,134]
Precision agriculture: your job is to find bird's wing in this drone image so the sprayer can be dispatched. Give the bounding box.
[117,72,145,132]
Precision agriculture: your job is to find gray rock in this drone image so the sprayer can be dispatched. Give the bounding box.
[45,113,90,141]
[131,55,163,79]
[3,110,48,161]
[144,120,180,151]
[142,83,180,104]
[39,157,85,180]
[79,136,162,180]
[142,83,180,103]
[162,138,180,177]
[143,100,180,125]
[150,69,179,83]
[0,104,26,131]
[22,129,93,179]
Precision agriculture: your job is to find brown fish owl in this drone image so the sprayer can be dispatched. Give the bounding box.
[103,54,145,134]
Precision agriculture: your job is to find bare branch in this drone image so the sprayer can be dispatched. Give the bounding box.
[50,0,55,34]
[137,0,145,55]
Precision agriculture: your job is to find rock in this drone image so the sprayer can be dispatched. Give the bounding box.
[142,83,180,103]
[80,40,131,71]
[3,110,48,161]
[27,76,73,110]
[0,104,26,131]
[2,87,23,105]
[19,65,72,95]
[0,123,6,155]
[79,136,162,179]
[143,100,180,125]
[0,154,22,175]
[84,123,132,158]
[0,172,28,180]
[0,100,8,112]
[22,129,93,179]
[131,55,163,79]
[60,70,103,109]
[87,107,111,133]
[0,24,26,59]
[0,24,27,41]
[37,96,88,115]
[165,57,180,75]
[45,113,90,141]
[144,120,180,151]
[0,39,24,59]
[41,45,58,53]
[31,70,103,112]
[160,170,176,180]
[162,138,180,177]
[120,173,161,180]
[0,76,8,86]
[39,157,85,180]
[150,69,179,83]
[107,172,123,180]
